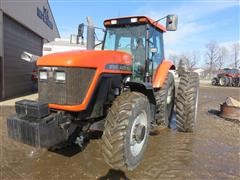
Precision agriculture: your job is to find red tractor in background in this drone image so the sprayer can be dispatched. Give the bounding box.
[211,68,240,87]
[7,15,199,170]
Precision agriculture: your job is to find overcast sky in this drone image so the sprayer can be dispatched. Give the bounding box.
[49,0,239,65]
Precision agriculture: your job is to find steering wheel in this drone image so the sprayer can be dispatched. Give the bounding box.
[134,62,144,74]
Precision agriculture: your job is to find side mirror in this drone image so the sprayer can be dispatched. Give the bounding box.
[78,23,84,38]
[166,15,178,31]
[77,23,84,44]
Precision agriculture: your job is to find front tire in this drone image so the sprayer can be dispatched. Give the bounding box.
[211,77,218,85]
[219,76,229,86]
[102,92,151,170]
[176,72,199,132]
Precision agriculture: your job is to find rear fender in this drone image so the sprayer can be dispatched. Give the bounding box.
[152,60,175,88]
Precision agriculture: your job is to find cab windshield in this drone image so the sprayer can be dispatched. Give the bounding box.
[103,25,146,55]
[222,69,240,74]
[103,25,146,81]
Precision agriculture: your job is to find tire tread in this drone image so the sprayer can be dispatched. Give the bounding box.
[176,72,199,132]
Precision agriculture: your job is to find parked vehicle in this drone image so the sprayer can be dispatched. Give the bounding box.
[211,68,240,87]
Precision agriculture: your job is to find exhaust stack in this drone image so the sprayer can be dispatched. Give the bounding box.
[86,17,95,50]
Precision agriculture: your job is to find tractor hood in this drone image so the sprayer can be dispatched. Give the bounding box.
[37,50,132,69]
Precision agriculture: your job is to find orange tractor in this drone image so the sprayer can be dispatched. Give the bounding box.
[7,15,199,170]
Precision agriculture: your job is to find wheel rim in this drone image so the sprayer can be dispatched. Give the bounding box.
[167,83,174,105]
[194,88,199,122]
[130,111,148,157]
[166,82,174,120]
[219,78,225,86]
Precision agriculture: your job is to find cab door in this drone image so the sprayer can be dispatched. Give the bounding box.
[148,26,164,79]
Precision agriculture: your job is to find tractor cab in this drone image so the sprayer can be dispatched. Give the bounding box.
[103,16,176,82]
[219,68,240,76]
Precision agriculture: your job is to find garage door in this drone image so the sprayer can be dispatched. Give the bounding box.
[3,15,42,99]
[0,56,2,99]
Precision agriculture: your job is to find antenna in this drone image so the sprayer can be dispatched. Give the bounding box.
[118,9,120,17]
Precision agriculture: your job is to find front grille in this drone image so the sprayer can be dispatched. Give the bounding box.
[38,67,96,105]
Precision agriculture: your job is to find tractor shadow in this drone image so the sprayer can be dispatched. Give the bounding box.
[49,130,103,157]
[50,112,178,156]
[150,112,177,136]
[98,169,129,180]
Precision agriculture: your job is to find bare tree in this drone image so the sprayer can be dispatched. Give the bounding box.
[168,54,179,66]
[179,51,198,71]
[217,47,228,70]
[189,51,198,70]
[232,43,240,68]
[177,59,186,76]
[205,41,220,74]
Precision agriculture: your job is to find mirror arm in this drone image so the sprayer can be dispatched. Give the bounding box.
[152,16,167,24]
[146,39,154,46]
[83,24,105,31]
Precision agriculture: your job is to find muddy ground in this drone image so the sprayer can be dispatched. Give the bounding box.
[0,84,239,180]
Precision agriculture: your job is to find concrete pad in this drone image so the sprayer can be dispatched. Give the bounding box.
[0,93,38,107]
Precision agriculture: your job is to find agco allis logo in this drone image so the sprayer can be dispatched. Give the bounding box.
[37,6,53,29]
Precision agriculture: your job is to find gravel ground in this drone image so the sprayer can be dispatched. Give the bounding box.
[0,84,239,180]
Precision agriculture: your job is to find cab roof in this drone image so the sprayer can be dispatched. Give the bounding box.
[104,16,166,32]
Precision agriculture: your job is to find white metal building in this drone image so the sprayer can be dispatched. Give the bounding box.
[43,38,87,56]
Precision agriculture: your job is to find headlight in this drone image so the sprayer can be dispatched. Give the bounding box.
[39,71,47,80]
[55,71,66,81]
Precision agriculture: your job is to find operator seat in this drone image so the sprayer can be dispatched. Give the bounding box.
[133,38,145,77]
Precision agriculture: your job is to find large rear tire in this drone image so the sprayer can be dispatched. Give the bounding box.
[154,72,175,127]
[228,77,233,87]
[176,72,199,132]
[237,77,240,87]
[102,92,151,170]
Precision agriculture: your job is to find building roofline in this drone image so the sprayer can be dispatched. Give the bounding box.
[47,0,60,38]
